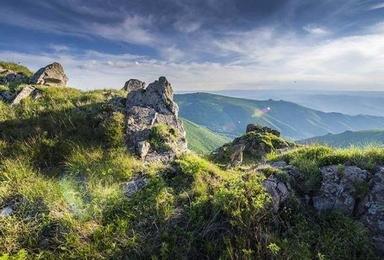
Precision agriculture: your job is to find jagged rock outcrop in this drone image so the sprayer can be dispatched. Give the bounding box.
[262,161,384,255]
[212,124,291,166]
[123,79,145,92]
[0,66,29,85]
[11,85,42,105]
[313,165,369,214]
[125,76,187,162]
[30,62,68,86]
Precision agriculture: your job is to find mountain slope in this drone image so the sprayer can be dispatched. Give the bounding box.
[182,118,231,154]
[301,129,384,147]
[175,93,384,140]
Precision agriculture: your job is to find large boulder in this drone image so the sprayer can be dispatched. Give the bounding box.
[30,62,68,86]
[313,165,369,215]
[125,76,187,162]
[123,79,145,92]
[358,167,384,254]
[212,125,291,166]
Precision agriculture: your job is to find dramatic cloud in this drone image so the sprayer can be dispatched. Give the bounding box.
[0,0,384,90]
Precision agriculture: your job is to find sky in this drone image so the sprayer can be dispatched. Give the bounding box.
[1,0,384,91]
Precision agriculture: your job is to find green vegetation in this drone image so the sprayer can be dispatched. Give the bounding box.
[0,61,33,77]
[301,129,384,147]
[175,92,384,140]
[0,84,379,259]
[148,123,178,152]
[182,119,231,154]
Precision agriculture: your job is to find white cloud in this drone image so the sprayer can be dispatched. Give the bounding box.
[303,25,330,35]
[368,2,384,10]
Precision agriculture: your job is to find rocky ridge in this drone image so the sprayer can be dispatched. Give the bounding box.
[125,76,187,162]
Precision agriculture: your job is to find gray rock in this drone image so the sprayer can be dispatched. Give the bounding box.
[0,92,14,102]
[0,72,28,85]
[11,85,37,105]
[229,144,245,167]
[263,175,290,212]
[30,62,68,86]
[270,160,288,168]
[358,167,384,255]
[122,176,149,197]
[125,77,187,162]
[123,79,145,92]
[0,206,13,217]
[313,165,369,214]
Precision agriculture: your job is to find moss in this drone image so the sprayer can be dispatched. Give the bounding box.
[148,123,178,152]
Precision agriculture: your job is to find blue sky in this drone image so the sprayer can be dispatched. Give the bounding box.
[1,0,384,90]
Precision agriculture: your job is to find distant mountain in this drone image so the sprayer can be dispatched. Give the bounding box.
[210,89,384,117]
[300,130,384,147]
[182,118,231,154]
[175,93,384,140]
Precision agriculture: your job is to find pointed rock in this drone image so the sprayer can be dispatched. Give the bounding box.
[125,77,187,162]
[30,62,68,86]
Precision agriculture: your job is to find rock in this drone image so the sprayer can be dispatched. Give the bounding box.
[122,176,149,197]
[313,165,369,215]
[11,85,37,105]
[0,92,14,102]
[123,79,145,92]
[263,175,290,212]
[358,167,384,255]
[270,160,288,168]
[0,206,13,217]
[125,76,187,162]
[229,144,245,167]
[30,62,68,86]
[212,125,290,165]
[246,124,280,137]
[0,72,28,85]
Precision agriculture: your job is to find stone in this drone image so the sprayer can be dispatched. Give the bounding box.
[123,79,145,92]
[122,176,149,197]
[0,206,13,217]
[11,85,37,105]
[263,175,290,212]
[0,92,14,102]
[358,167,384,255]
[30,62,68,86]
[212,125,290,165]
[313,165,369,214]
[125,76,187,162]
[0,72,28,85]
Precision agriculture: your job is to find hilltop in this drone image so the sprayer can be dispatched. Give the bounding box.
[0,62,383,259]
[301,129,384,147]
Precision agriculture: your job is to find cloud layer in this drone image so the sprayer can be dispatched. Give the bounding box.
[0,0,384,91]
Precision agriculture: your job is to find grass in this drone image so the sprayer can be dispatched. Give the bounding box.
[0,61,33,77]
[0,85,380,259]
[182,119,231,154]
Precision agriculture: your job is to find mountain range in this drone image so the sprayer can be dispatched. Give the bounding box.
[175,93,384,140]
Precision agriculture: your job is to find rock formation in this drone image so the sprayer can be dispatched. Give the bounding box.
[123,79,146,92]
[0,65,28,85]
[30,62,68,86]
[125,76,187,162]
[212,124,291,166]
[260,161,384,255]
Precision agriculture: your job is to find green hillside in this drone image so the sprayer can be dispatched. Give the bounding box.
[0,85,381,259]
[301,129,384,147]
[182,119,231,154]
[175,93,384,140]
